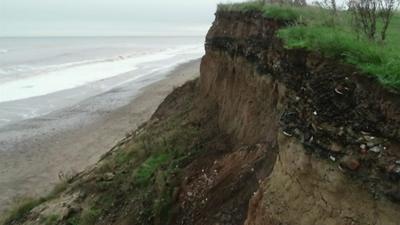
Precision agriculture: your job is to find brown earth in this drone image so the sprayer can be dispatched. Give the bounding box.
[3,10,400,225]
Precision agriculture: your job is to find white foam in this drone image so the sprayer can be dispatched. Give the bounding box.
[0,45,203,103]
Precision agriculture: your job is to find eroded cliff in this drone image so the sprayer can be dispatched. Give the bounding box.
[3,10,400,225]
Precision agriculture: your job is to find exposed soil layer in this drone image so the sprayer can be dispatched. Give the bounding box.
[205,10,400,204]
[4,10,400,225]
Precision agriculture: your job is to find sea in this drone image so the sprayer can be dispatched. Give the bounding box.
[0,36,204,127]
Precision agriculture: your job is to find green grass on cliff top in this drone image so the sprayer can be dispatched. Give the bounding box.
[218,2,400,90]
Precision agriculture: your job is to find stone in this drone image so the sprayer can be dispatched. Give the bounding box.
[104,172,114,181]
[334,87,344,95]
[364,135,376,141]
[364,135,384,147]
[78,191,87,200]
[387,165,400,181]
[340,156,361,171]
[394,166,400,174]
[367,142,375,147]
[386,188,400,202]
[282,130,293,137]
[369,146,383,153]
[395,160,400,165]
[330,143,342,153]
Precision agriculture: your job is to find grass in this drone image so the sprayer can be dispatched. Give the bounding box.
[40,214,59,225]
[66,103,204,225]
[218,2,400,90]
[134,153,172,186]
[0,198,46,224]
[1,180,68,225]
[79,208,102,225]
[218,1,301,20]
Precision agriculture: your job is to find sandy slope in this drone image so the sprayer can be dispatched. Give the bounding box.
[0,60,200,214]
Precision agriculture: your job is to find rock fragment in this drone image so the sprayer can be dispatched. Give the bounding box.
[340,156,360,171]
[282,130,293,137]
[330,143,342,153]
[369,146,383,153]
[386,188,400,202]
[104,172,114,181]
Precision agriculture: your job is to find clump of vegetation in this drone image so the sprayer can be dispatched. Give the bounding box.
[39,214,59,225]
[79,208,102,225]
[134,153,172,186]
[217,1,306,20]
[1,175,69,224]
[219,1,400,90]
[53,89,208,225]
[0,198,46,224]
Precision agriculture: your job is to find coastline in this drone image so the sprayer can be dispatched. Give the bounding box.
[0,59,200,213]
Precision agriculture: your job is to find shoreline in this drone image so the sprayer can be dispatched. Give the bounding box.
[0,59,200,213]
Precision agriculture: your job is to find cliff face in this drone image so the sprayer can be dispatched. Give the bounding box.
[5,10,400,225]
[200,10,400,225]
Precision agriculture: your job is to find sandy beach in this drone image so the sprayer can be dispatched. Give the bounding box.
[0,59,200,213]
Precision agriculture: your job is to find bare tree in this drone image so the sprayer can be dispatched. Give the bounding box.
[293,0,307,6]
[378,0,399,41]
[314,0,338,25]
[316,0,337,14]
[349,0,399,41]
[349,0,379,40]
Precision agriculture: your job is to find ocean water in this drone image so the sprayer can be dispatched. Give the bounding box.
[0,36,204,126]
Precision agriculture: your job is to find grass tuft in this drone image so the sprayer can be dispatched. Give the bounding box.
[217,1,264,13]
[1,198,46,224]
[1,180,68,225]
[79,208,101,225]
[134,153,172,186]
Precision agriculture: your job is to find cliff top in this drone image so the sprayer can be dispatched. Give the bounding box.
[218,1,400,90]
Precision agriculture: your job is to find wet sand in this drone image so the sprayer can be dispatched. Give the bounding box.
[0,59,200,213]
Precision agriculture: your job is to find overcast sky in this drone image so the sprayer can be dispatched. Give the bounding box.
[0,0,243,37]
